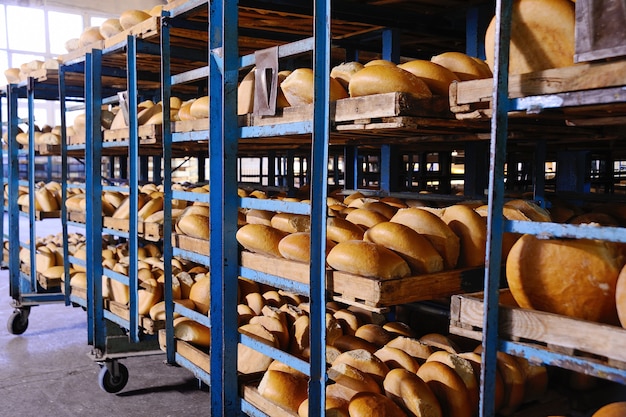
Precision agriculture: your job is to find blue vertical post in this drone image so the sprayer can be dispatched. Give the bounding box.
[380,144,391,193]
[59,65,71,304]
[309,0,331,414]
[127,35,140,343]
[86,51,105,350]
[381,28,401,63]
[481,0,512,416]
[533,141,546,206]
[160,9,176,365]
[466,4,492,59]
[27,78,37,293]
[0,92,4,259]
[7,85,20,302]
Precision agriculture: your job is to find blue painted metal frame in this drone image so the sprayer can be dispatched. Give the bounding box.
[481,0,512,416]
[85,50,105,351]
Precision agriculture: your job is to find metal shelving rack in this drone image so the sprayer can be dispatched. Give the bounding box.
[476,1,626,415]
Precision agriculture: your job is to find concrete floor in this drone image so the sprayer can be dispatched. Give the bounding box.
[0,218,211,416]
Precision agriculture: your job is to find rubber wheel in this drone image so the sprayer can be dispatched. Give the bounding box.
[98,362,129,393]
[7,310,28,335]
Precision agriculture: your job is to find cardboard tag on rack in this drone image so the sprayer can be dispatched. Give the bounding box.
[117,91,130,126]
[253,46,279,117]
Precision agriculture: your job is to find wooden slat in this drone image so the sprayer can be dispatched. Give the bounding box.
[172,233,210,255]
[107,300,164,335]
[241,251,484,308]
[449,290,626,365]
[451,60,626,107]
[36,272,62,290]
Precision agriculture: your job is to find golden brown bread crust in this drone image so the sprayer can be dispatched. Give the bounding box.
[398,59,461,96]
[326,240,411,279]
[348,65,432,99]
[506,234,621,324]
[417,360,472,417]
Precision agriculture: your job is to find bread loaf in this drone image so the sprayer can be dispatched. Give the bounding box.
[326,217,365,242]
[417,360,472,417]
[431,52,492,81]
[426,351,479,414]
[280,68,349,107]
[331,61,365,89]
[506,234,621,324]
[236,224,288,258]
[249,315,289,350]
[374,346,420,373]
[345,208,389,230]
[355,324,393,347]
[176,213,210,240]
[99,18,124,38]
[484,0,575,75]
[390,208,460,269]
[332,334,379,354]
[441,204,487,267]
[327,240,411,279]
[328,362,382,394]
[277,232,335,263]
[258,370,308,413]
[298,395,349,417]
[616,264,626,329]
[78,26,104,47]
[364,221,444,274]
[348,392,407,417]
[190,96,209,119]
[348,65,432,98]
[385,336,433,362]
[189,275,210,315]
[271,212,311,233]
[398,60,461,96]
[119,9,151,30]
[238,323,278,374]
[332,348,390,385]
[383,368,443,417]
[174,318,211,347]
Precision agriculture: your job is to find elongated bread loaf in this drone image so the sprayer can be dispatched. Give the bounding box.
[327,240,411,279]
[280,68,349,107]
[390,208,460,269]
[348,65,432,98]
[236,224,288,258]
[398,59,461,96]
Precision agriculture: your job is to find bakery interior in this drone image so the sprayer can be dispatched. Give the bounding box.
[2,0,626,416]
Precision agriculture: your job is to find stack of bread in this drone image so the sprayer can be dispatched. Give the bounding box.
[4,58,61,84]
[234,277,549,416]
[13,181,63,213]
[234,53,490,116]
[235,190,493,280]
[17,231,86,285]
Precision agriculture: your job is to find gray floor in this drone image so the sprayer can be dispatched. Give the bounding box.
[0,218,211,417]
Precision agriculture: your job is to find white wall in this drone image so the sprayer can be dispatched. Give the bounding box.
[3,0,166,17]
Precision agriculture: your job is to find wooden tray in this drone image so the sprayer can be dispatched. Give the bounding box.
[172,233,210,256]
[107,300,164,335]
[103,216,163,241]
[449,290,626,369]
[36,271,62,290]
[102,123,161,144]
[158,330,211,373]
[449,59,626,120]
[19,206,61,220]
[241,384,298,417]
[68,211,86,224]
[241,251,484,312]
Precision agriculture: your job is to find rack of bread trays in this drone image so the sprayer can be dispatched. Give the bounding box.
[2,67,89,336]
[10,0,626,414]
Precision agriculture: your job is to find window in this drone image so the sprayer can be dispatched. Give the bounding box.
[48,11,83,56]
[6,6,46,53]
[0,6,7,49]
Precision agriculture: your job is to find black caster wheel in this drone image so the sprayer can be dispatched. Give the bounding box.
[98,362,129,393]
[7,308,29,335]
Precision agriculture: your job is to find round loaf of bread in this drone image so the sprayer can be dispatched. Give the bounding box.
[383,368,443,417]
[331,61,365,89]
[504,199,551,222]
[390,208,460,269]
[506,234,621,324]
[431,52,492,81]
[249,315,289,350]
[236,224,288,258]
[326,240,411,279]
[418,333,460,354]
[417,360,472,417]
[364,221,444,274]
[4,68,20,83]
[188,275,210,315]
[78,26,104,48]
[485,0,575,75]
[99,18,124,39]
[441,204,487,268]
[592,402,626,417]
[280,68,349,107]
[382,321,416,338]
[119,9,151,30]
[348,65,432,98]
[189,96,209,119]
[364,59,397,67]
[177,100,196,121]
[333,309,361,336]
[332,334,379,354]
[348,392,407,417]
[398,59,461,96]
[258,369,308,413]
